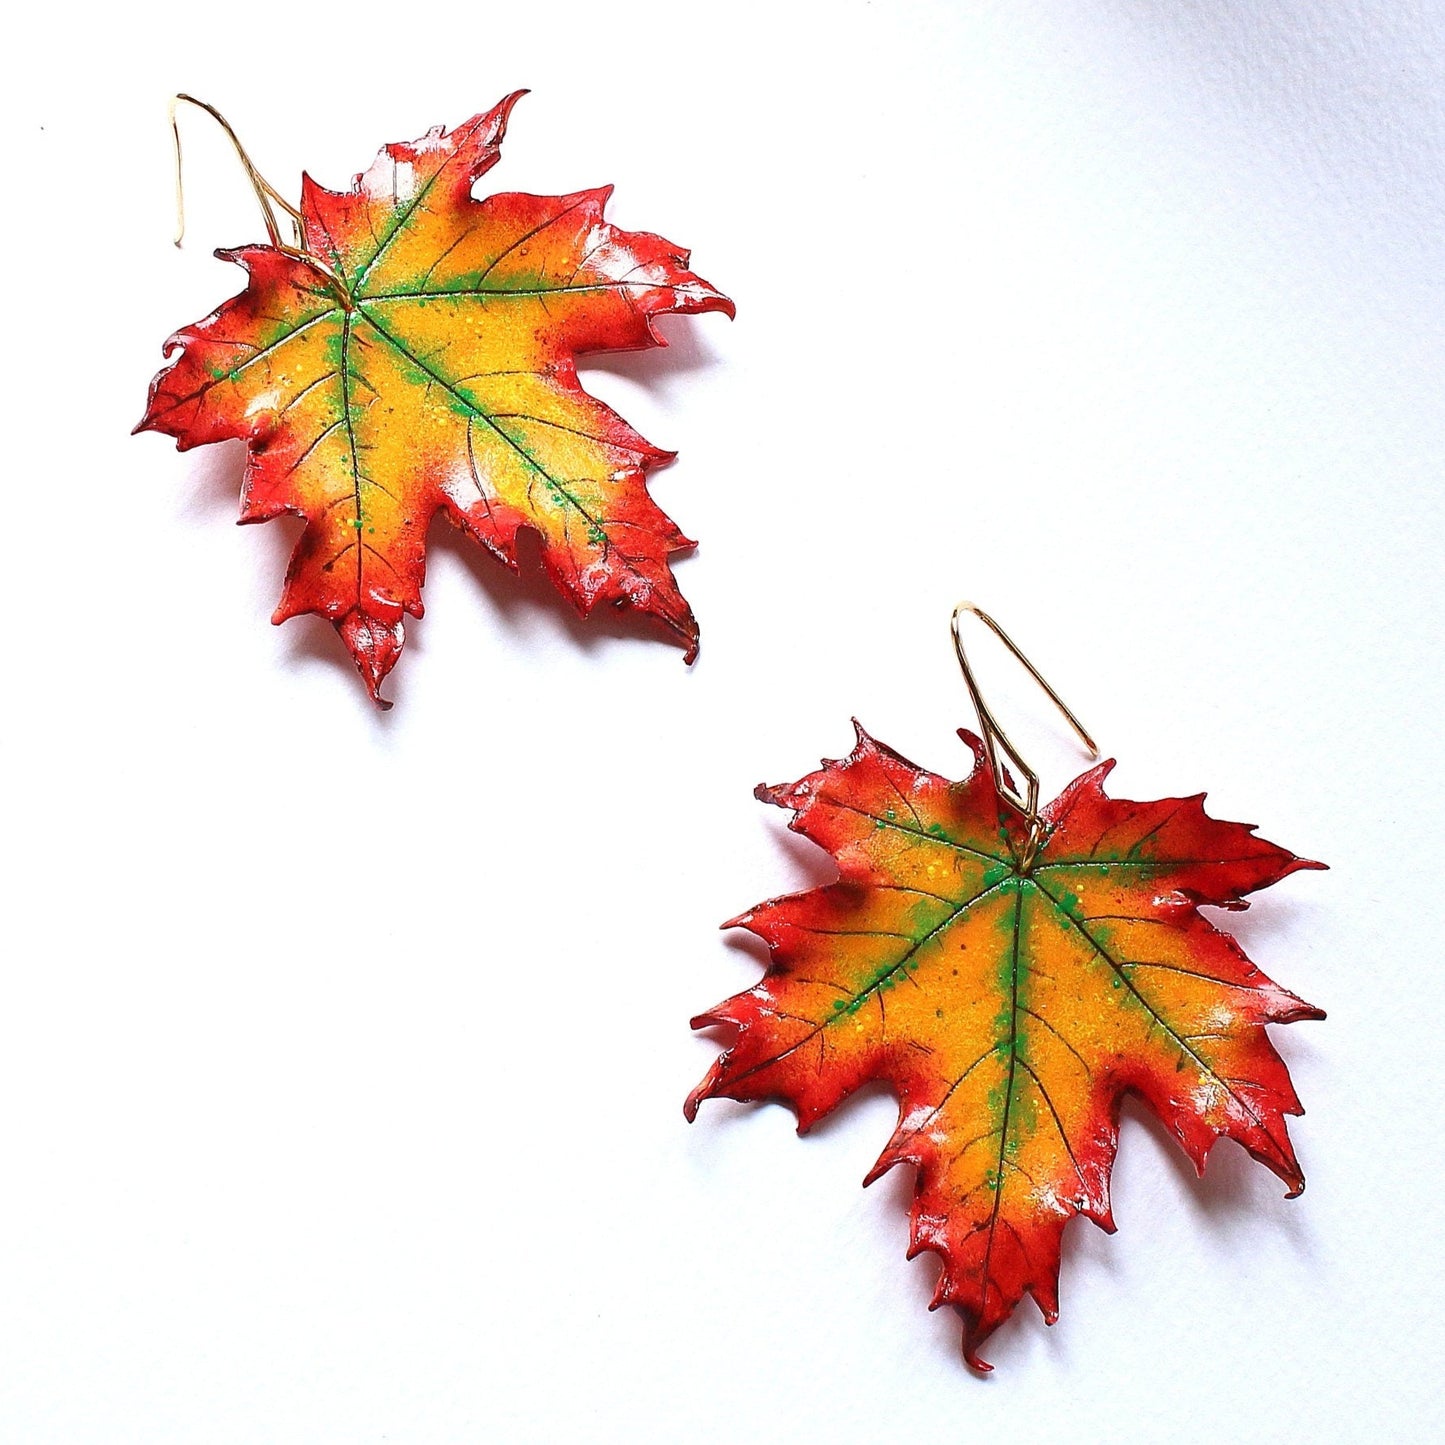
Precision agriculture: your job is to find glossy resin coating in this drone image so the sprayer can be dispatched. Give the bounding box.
[688,724,1324,1369]
[137,93,733,702]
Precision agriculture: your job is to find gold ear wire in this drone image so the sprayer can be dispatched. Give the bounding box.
[166,94,351,306]
[169,93,304,251]
[950,602,1098,868]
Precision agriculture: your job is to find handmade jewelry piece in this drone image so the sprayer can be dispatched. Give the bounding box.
[136,94,732,704]
[687,604,1324,1370]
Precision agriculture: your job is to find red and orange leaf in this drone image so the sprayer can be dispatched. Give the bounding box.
[137,93,732,702]
[687,723,1324,1369]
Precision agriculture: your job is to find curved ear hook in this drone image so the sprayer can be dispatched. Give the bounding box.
[950,603,1098,856]
[169,94,304,251]
[166,95,349,306]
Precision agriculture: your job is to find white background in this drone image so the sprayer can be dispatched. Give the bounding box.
[4,1,1443,1439]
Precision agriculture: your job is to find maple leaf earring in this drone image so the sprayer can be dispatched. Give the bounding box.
[687,602,1325,1371]
[136,94,733,705]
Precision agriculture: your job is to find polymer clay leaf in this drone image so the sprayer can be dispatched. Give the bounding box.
[687,725,1323,1369]
[137,93,732,701]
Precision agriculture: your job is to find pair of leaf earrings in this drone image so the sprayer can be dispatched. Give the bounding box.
[137,94,1324,1372]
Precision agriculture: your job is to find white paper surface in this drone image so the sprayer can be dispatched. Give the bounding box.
[3,2,1442,1439]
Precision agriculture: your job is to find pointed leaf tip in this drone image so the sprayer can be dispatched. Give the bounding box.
[337,611,403,708]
